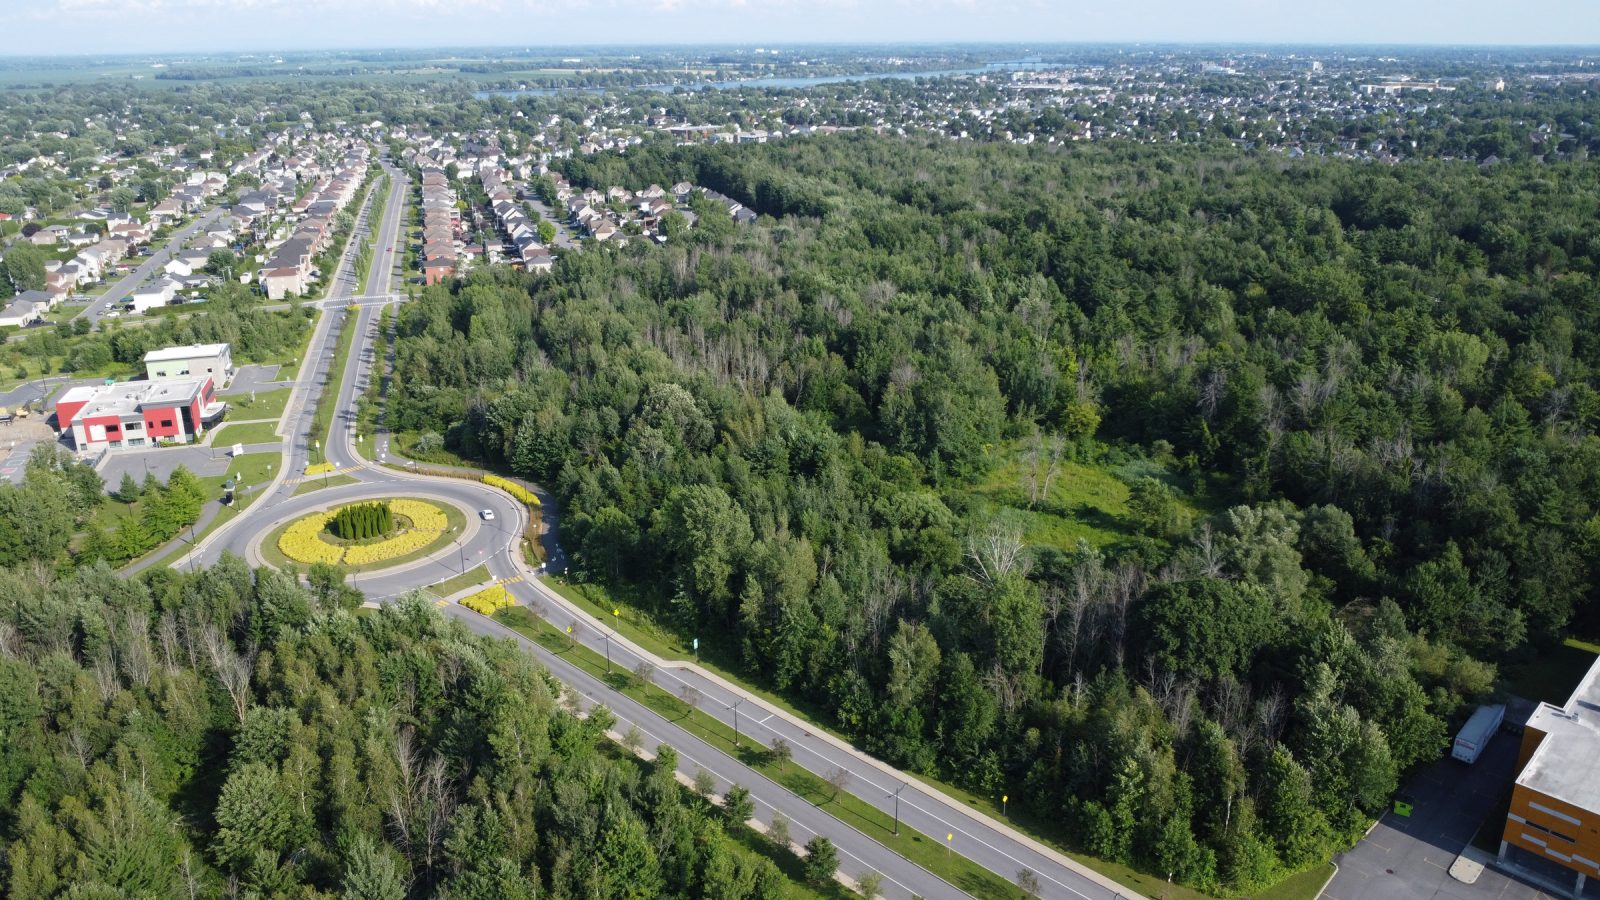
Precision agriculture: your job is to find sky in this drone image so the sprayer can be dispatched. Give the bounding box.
[9,0,1600,56]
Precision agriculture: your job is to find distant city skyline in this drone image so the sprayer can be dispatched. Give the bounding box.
[8,0,1600,57]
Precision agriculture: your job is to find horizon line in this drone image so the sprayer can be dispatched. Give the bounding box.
[4,39,1600,62]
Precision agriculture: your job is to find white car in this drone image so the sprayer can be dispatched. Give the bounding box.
[480,509,495,521]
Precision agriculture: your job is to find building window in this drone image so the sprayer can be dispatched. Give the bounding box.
[1521,818,1577,845]
[161,419,173,428]
[125,422,141,431]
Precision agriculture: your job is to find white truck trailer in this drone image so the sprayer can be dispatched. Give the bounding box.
[1452,703,1505,764]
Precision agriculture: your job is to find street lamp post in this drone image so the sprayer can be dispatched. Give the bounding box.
[893,782,907,836]
[731,698,744,748]
[603,632,611,674]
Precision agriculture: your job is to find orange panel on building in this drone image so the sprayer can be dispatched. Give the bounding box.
[1499,655,1600,897]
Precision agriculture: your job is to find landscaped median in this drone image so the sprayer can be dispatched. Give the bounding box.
[267,497,462,572]
[304,461,337,476]
[458,584,514,615]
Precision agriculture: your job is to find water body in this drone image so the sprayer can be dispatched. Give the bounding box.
[474,60,1053,99]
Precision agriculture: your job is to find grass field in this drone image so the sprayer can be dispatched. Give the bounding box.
[292,473,359,495]
[965,443,1206,552]
[428,564,492,598]
[492,605,1028,900]
[223,387,292,422]
[309,310,357,448]
[208,422,281,446]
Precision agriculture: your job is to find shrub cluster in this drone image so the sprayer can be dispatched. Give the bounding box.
[459,584,513,615]
[484,474,540,507]
[331,501,392,541]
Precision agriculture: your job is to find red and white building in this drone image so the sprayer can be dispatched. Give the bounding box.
[55,379,226,453]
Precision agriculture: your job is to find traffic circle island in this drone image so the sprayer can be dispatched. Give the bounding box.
[263,496,466,572]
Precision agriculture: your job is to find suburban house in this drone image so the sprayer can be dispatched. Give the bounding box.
[0,290,54,328]
[55,378,226,452]
[128,278,178,313]
[144,342,234,387]
[1499,654,1600,896]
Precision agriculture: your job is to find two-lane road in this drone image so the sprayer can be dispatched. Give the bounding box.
[162,159,1138,899]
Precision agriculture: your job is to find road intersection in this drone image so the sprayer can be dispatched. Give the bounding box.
[160,160,1137,900]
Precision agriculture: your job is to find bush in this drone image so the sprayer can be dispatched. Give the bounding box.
[332,501,392,541]
[304,461,335,476]
[483,474,540,507]
[459,585,513,615]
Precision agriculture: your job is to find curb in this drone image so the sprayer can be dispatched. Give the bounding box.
[506,561,1133,898]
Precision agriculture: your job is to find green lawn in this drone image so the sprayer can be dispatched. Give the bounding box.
[199,451,280,499]
[223,387,292,422]
[208,421,281,447]
[293,473,360,495]
[428,563,492,598]
[309,310,357,448]
[492,606,1028,900]
[1258,864,1336,900]
[259,496,467,575]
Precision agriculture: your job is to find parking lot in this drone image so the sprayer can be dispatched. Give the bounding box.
[97,444,257,488]
[1323,729,1587,900]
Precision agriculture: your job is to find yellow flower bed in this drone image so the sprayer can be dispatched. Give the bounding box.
[341,529,437,565]
[483,474,540,507]
[390,499,448,531]
[305,462,336,476]
[460,585,513,615]
[278,510,343,564]
[276,499,451,567]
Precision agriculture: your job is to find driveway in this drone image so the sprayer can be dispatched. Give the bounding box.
[220,364,286,397]
[1325,732,1577,900]
[526,197,579,249]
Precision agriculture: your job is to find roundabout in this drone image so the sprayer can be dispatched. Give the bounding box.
[266,497,463,571]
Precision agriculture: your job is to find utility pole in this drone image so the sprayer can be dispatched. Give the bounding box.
[893,782,907,836]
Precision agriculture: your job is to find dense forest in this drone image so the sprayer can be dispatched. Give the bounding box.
[0,561,798,898]
[386,135,1600,893]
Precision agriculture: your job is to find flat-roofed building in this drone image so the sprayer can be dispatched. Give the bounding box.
[144,342,234,387]
[55,378,225,452]
[1500,654,1600,896]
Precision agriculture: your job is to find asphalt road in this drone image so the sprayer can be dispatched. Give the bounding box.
[79,207,225,326]
[161,162,1135,899]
